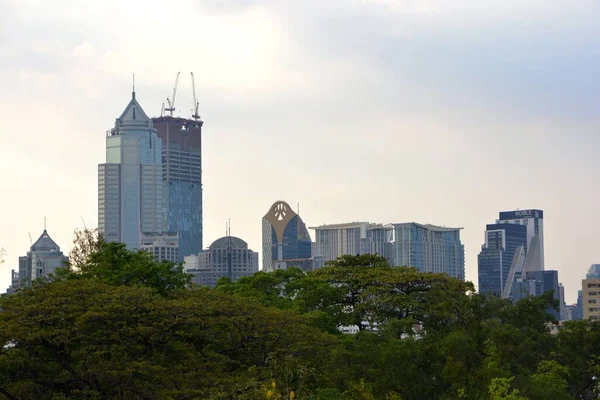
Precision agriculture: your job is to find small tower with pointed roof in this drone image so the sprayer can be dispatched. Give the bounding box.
[12,228,68,290]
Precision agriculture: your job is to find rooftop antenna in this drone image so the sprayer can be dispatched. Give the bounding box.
[133,73,135,92]
[227,218,232,281]
[165,72,180,117]
[44,216,46,231]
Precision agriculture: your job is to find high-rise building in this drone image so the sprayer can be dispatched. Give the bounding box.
[184,235,259,288]
[559,283,567,321]
[311,222,392,265]
[510,270,560,320]
[151,116,203,260]
[498,209,544,271]
[582,265,600,320]
[390,223,465,279]
[98,91,164,249]
[574,290,584,320]
[478,209,545,298]
[477,223,527,296]
[140,232,179,263]
[10,229,68,291]
[262,201,312,272]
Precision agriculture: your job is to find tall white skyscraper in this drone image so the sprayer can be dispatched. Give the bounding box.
[98,91,164,249]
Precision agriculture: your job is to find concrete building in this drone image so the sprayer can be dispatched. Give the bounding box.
[262,201,313,272]
[583,265,600,320]
[185,235,259,288]
[10,229,68,291]
[477,223,527,297]
[140,232,179,263]
[98,90,164,249]
[391,223,465,279]
[151,116,203,260]
[310,222,392,265]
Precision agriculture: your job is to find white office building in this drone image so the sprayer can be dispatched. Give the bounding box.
[310,222,393,265]
[140,232,179,263]
[185,235,259,288]
[98,90,164,249]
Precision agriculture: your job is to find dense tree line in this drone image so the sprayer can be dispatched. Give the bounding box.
[1,234,600,399]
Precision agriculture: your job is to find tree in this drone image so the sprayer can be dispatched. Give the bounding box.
[0,279,337,399]
[60,241,190,296]
[68,227,104,271]
[296,255,470,333]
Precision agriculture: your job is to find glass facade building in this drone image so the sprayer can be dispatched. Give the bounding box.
[477,223,527,296]
[152,117,203,260]
[498,209,544,271]
[510,270,560,320]
[98,92,164,249]
[12,229,68,290]
[311,222,392,265]
[391,223,465,279]
[262,201,312,271]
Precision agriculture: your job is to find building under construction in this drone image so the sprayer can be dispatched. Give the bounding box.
[151,115,203,260]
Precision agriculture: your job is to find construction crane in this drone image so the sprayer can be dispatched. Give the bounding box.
[160,102,165,117]
[190,72,200,121]
[165,71,180,117]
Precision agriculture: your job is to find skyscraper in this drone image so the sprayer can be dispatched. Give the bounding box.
[498,209,544,271]
[390,223,465,279]
[10,229,68,291]
[151,116,203,259]
[262,201,312,272]
[477,223,527,296]
[582,264,600,320]
[98,91,164,249]
[510,270,561,320]
[478,209,545,298]
[311,222,392,265]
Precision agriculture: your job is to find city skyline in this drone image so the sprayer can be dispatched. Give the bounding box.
[2,0,600,303]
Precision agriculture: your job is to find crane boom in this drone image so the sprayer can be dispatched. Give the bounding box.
[165,72,180,117]
[191,72,200,120]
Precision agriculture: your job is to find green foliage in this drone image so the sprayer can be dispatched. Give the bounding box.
[1,248,597,399]
[489,377,527,400]
[59,241,190,296]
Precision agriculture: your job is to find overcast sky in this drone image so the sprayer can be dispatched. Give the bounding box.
[1,0,599,302]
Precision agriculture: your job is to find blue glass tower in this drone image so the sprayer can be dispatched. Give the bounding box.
[477,223,527,296]
[391,223,465,279]
[152,116,203,260]
[262,201,312,271]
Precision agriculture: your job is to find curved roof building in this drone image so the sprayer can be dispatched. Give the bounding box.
[262,201,312,272]
[184,235,259,288]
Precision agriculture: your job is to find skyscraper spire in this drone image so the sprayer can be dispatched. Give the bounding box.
[132,73,136,99]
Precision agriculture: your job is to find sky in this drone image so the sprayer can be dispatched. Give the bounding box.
[1,0,599,303]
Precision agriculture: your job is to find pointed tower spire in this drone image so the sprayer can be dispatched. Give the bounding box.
[132,73,136,99]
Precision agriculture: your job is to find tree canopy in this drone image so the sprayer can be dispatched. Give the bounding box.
[1,244,598,399]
